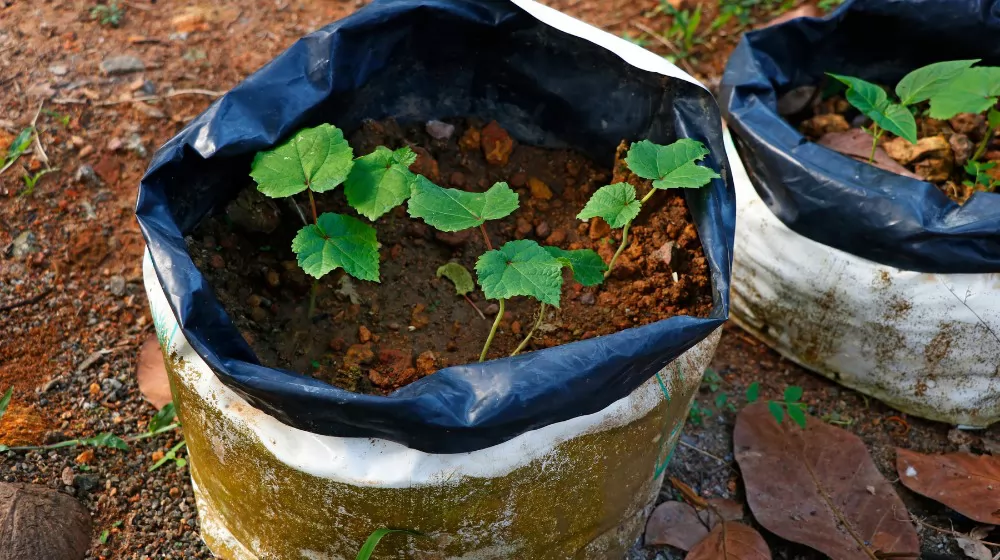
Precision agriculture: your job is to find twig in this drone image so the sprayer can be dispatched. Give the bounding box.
[678,440,733,468]
[631,22,699,76]
[0,288,52,312]
[95,89,223,107]
[463,294,486,320]
[905,513,1000,548]
[75,344,130,375]
[29,102,49,167]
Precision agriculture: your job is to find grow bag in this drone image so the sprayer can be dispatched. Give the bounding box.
[720,0,1000,426]
[137,0,735,557]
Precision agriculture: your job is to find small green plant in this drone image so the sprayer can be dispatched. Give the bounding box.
[355,528,424,559]
[0,386,12,426]
[746,382,807,428]
[577,138,719,276]
[660,1,704,58]
[149,440,187,471]
[148,402,177,433]
[688,401,709,426]
[42,109,70,127]
[90,0,125,27]
[21,167,58,197]
[1,127,34,175]
[964,161,1000,191]
[621,31,649,48]
[828,60,1000,164]
[437,262,485,320]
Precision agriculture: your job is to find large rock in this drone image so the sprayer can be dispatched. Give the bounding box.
[0,483,91,560]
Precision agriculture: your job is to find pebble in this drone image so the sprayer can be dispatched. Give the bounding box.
[100,55,146,75]
[580,292,596,305]
[449,171,466,187]
[481,121,514,166]
[425,120,455,140]
[510,171,527,188]
[545,228,567,245]
[250,307,268,323]
[535,222,551,238]
[588,218,610,240]
[515,218,533,236]
[415,351,437,375]
[209,254,225,269]
[358,326,372,343]
[485,303,500,315]
[74,164,102,187]
[49,64,68,76]
[528,177,553,200]
[265,269,281,287]
[73,474,100,494]
[126,133,147,158]
[108,275,127,296]
[61,467,76,487]
[12,231,39,258]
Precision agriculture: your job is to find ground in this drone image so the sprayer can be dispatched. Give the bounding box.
[0,0,994,558]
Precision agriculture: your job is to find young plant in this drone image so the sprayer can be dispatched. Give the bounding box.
[91,1,125,27]
[578,138,719,276]
[746,382,807,428]
[660,1,704,58]
[356,528,424,560]
[926,66,1000,162]
[149,440,187,471]
[21,167,58,197]
[0,127,34,175]
[828,60,980,163]
[964,161,1000,191]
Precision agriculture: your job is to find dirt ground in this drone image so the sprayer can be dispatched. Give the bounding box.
[1,0,995,558]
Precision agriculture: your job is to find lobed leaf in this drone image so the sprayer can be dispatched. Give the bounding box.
[291,212,380,281]
[544,247,607,286]
[576,182,640,228]
[250,123,354,198]
[624,140,660,180]
[408,179,519,232]
[345,146,417,221]
[928,67,1000,119]
[475,240,564,306]
[895,59,979,105]
[436,262,475,295]
[625,139,718,189]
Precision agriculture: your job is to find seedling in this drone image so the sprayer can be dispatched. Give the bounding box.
[0,127,34,175]
[149,440,187,471]
[356,528,424,560]
[828,60,985,163]
[964,161,1000,191]
[148,402,177,434]
[577,138,719,276]
[91,1,125,27]
[659,1,704,58]
[747,382,807,428]
[21,167,58,197]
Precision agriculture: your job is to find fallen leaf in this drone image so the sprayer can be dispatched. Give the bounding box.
[896,449,1000,524]
[643,501,708,550]
[955,536,991,560]
[758,5,820,28]
[735,403,919,559]
[817,129,922,179]
[0,482,91,560]
[137,335,171,410]
[686,522,770,560]
[702,498,746,527]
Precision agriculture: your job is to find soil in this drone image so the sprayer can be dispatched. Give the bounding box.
[790,86,1000,204]
[190,119,713,394]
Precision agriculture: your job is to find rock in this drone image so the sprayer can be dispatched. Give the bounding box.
[545,228,567,245]
[12,231,39,259]
[883,135,951,166]
[579,292,596,305]
[588,218,610,240]
[410,304,430,330]
[458,127,480,151]
[759,5,820,28]
[528,177,553,200]
[800,113,850,138]
[139,80,156,95]
[336,276,362,305]
[265,269,281,288]
[410,146,439,182]
[485,303,500,315]
[415,350,437,375]
[99,55,145,75]
[48,65,68,76]
[516,218,533,237]
[61,467,75,487]
[949,113,986,136]
[481,121,514,166]
[425,120,455,140]
[74,450,94,465]
[92,154,121,185]
[250,307,268,323]
[535,222,551,238]
[510,171,527,188]
[434,229,471,247]
[0,482,91,560]
[949,133,975,166]
[108,275,126,297]
[817,129,921,179]
[914,157,953,182]
[209,254,225,269]
[72,474,100,494]
[125,133,147,158]
[74,164,101,187]
[652,241,675,266]
[777,85,817,116]
[343,343,375,370]
[358,326,372,344]
[225,188,281,234]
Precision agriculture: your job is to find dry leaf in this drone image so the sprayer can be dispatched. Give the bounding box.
[686,522,771,560]
[896,449,1000,524]
[0,482,91,560]
[955,536,991,560]
[137,335,171,410]
[643,501,708,550]
[702,498,746,527]
[817,129,922,179]
[735,403,919,559]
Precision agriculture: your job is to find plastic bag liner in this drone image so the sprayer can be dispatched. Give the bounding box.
[720,0,1000,274]
[135,0,734,454]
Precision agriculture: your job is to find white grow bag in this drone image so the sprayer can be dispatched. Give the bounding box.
[725,131,1000,427]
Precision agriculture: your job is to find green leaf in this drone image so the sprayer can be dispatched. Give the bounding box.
[714,393,728,408]
[291,212,379,281]
[250,123,354,198]
[928,67,1000,119]
[652,139,719,189]
[5,127,33,163]
[829,74,890,117]
[175,458,188,469]
[148,402,176,433]
[86,433,128,450]
[576,183,640,229]
[784,386,803,403]
[875,103,918,143]
[988,107,1000,130]
[768,401,785,425]
[787,403,808,429]
[543,247,607,287]
[625,140,661,180]
[408,179,519,232]
[746,381,760,403]
[356,529,424,560]
[345,146,417,221]
[0,445,8,453]
[895,59,979,105]
[0,386,12,424]
[99,529,110,544]
[475,240,564,307]
[436,262,475,295]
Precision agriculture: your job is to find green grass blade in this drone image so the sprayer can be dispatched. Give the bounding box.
[0,387,12,423]
[356,528,422,560]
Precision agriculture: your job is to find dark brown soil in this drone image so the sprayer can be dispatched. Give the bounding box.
[189,119,714,395]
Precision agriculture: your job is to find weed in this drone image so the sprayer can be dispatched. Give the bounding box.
[149,440,187,471]
[818,0,845,10]
[1,127,34,175]
[964,160,1000,191]
[90,0,125,27]
[659,1,704,58]
[20,167,58,197]
[747,382,807,428]
[621,31,649,48]
[41,109,71,127]
[356,528,424,560]
[688,402,709,426]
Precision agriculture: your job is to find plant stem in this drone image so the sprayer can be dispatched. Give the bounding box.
[306,188,319,223]
[463,294,486,320]
[511,303,546,356]
[479,299,504,362]
[972,126,995,163]
[868,125,882,164]
[479,224,493,250]
[3,423,181,453]
[126,423,181,442]
[604,189,656,278]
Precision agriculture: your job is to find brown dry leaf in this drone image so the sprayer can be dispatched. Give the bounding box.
[955,536,991,560]
[734,403,919,559]
[896,449,1000,524]
[643,501,708,550]
[817,129,922,179]
[137,335,171,410]
[686,522,770,560]
[702,498,746,527]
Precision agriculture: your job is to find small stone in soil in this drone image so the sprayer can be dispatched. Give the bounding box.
[535,222,551,238]
[411,304,430,330]
[652,241,675,267]
[949,133,974,166]
[545,228,567,245]
[580,292,596,305]
[73,474,100,494]
[799,113,850,138]
[108,275,127,296]
[588,218,610,240]
[250,307,268,323]
[410,146,440,182]
[950,112,985,135]
[458,127,480,151]
[75,449,94,465]
[74,164,102,187]
[511,321,522,335]
[100,55,145,75]
[449,171,465,187]
[485,303,500,315]
[343,343,375,369]
[481,121,513,166]
[61,467,75,487]
[425,120,455,140]
[528,177,553,200]
[510,171,527,188]
[265,269,281,288]
[209,254,225,269]
[516,218,533,237]
[12,231,39,259]
[415,351,437,375]
[358,326,372,343]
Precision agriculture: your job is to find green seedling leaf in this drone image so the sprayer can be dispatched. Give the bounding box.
[6,127,33,163]
[436,262,475,295]
[99,529,110,544]
[989,108,1000,130]
[768,401,785,424]
[625,139,719,189]
[0,387,12,424]
[149,441,187,472]
[86,433,128,450]
[787,403,808,428]
[878,103,918,144]
[250,123,354,198]
[408,179,519,232]
[292,212,379,281]
[895,59,979,105]
[544,247,607,287]
[830,74,918,142]
[345,146,418,220]
[715,393,728,408]
[148,402,176,434]
[784,386,803,403]
[929,67,1000,120]
[746,381,760,403]
[476,240,564,306]
[624,140,660,180]
[356,529,424,560]
[576,182,640,228]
